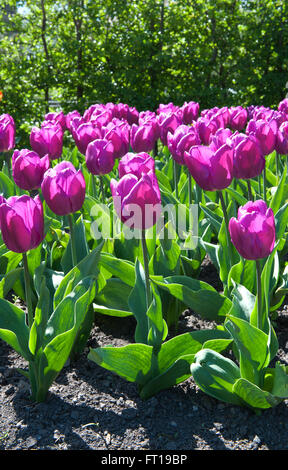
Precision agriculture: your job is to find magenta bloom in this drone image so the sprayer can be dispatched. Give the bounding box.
[184,144,234,191]
[195,117,219,145]
[102,119,130,159]
[71,121,102,155]
[0,195,44,253]
[12,149,50,191]
[45,111,66,131]
[275,121,288,155]
[167,124,201,165]
[118,152,155,179]
[130,122,157,153]
[180,101,199,125]
[30,120,63,160]
[246,119,278,156]
[229,200,275,260]
[110,170,161,230]
[41,161,86,216]
[65,110,82,132]
[229,106,248,131]
[278,98,288,116]
[209,128,234,152]
[157,112,182,146]
[85,139,115,175]
[0,114,15,152]
[232,133,265,180]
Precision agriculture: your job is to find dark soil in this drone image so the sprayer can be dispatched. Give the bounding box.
[0,259,287,452]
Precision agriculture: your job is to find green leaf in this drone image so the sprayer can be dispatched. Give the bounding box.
[269,164,287,214]
[61,214,90,273]
[128,259,149,343]
[93,278,133,317]
[0,298,31,360]
[233,378,281,409]
[99,252,135,287]
[154,275,232,321]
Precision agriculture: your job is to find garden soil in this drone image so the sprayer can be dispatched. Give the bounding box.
[0,258,287,453]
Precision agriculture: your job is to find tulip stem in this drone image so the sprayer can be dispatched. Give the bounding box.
[219,191,233,271]
[22,252,33,329]
[263,167,267,203]
[68,214,77,266]
[247,179,253,201]
[141,229,152,310]
[173,160,178,200]
[256,259,262,330]
[99,175,105,204]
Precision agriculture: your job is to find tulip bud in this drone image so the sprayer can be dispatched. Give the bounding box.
[246,119,278,156]
[71,121,102,155]
[179,101,199,125]
[190,349,242,406]
[229,200,275,260]
[195,117,219,145]
[85,139,115,175]
[41,161,86,216]
[0,114,15,152]
[110,170,161,230]
[229,106,248,131]
[184,143,234,191]
[275,121,288,155]
[44,110,66,131]
[102,119,130,159]
[12,149,50,191]
[157,112,182,146]
[0,195,45,253]
[118,152,155,179]
[30,120,63,160]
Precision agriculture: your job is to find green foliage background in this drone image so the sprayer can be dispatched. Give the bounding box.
[0,0,287,147]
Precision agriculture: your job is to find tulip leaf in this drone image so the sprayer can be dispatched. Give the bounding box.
[153,275,232,321]
[233,378,282,409]
[0,170,15,198]
[61,214,90,273]
[99,252,135,287]
[0,298,31,361]
[274,202,288,240]
[93,278,133,317]
[128,259,149,344]
[269,164,287,214]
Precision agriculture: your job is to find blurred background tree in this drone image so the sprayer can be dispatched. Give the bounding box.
[0,0,287,147]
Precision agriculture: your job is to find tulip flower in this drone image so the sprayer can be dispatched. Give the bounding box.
[195,117,219,145]
[167,124,201,165]
[275,121,288,156]
[231,133,265,180]
[278,98,288,116]
[102,119,130,159]
[229,200,276,329]
[118,152,155,179]
[184,144,234,192]
[85,139,115,175]
[41,161,86,217]
[179,101,199,125]
[41,161,86,266]
[157,112,182,146]
[229,106,248,131]
[0,194,45,326]
[71,121,102,155]
[65,110,82,132]
[30,120,63,160]
[111,170,161,309]
[12,149,50,191]
[246,119,278,156]
[130,122,158,153]
[0,114,15,153]
[44,110,67,131]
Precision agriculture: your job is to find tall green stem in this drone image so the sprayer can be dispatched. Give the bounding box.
[68,214,77,266]
[141,229,152,310]
[173,160,178,200]
[247,179,253,201]
[263,167,267,203]
[22,252,33,328]
[219,191,233,271]
[99,175,105,203]
[256,259,262,330]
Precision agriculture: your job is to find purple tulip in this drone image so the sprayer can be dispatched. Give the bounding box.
[118,152,155,179]
[229,200,275,260]
[65,110,82,132]
[12,149,50,191]
[275,121,288,155]
[157,112,182,146]
[229,106,248,131]
[71,121,102,155]
[102,119,130,159]
[0,195,44,253]
[110,170,161,230]
[209,128,234,152]
[179,101,199,125]
[246,119,278,156]
[130,122,157,153]
[0,114,15,152]
[85,139,115,175]
[44,111,66,131]
[167,124,201,165]
[195,117,219,145]
[30,120,63,160]
[41,161,86,216]
[231,133,265,180]
[184,143,234,191]
[278,98,288,116]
